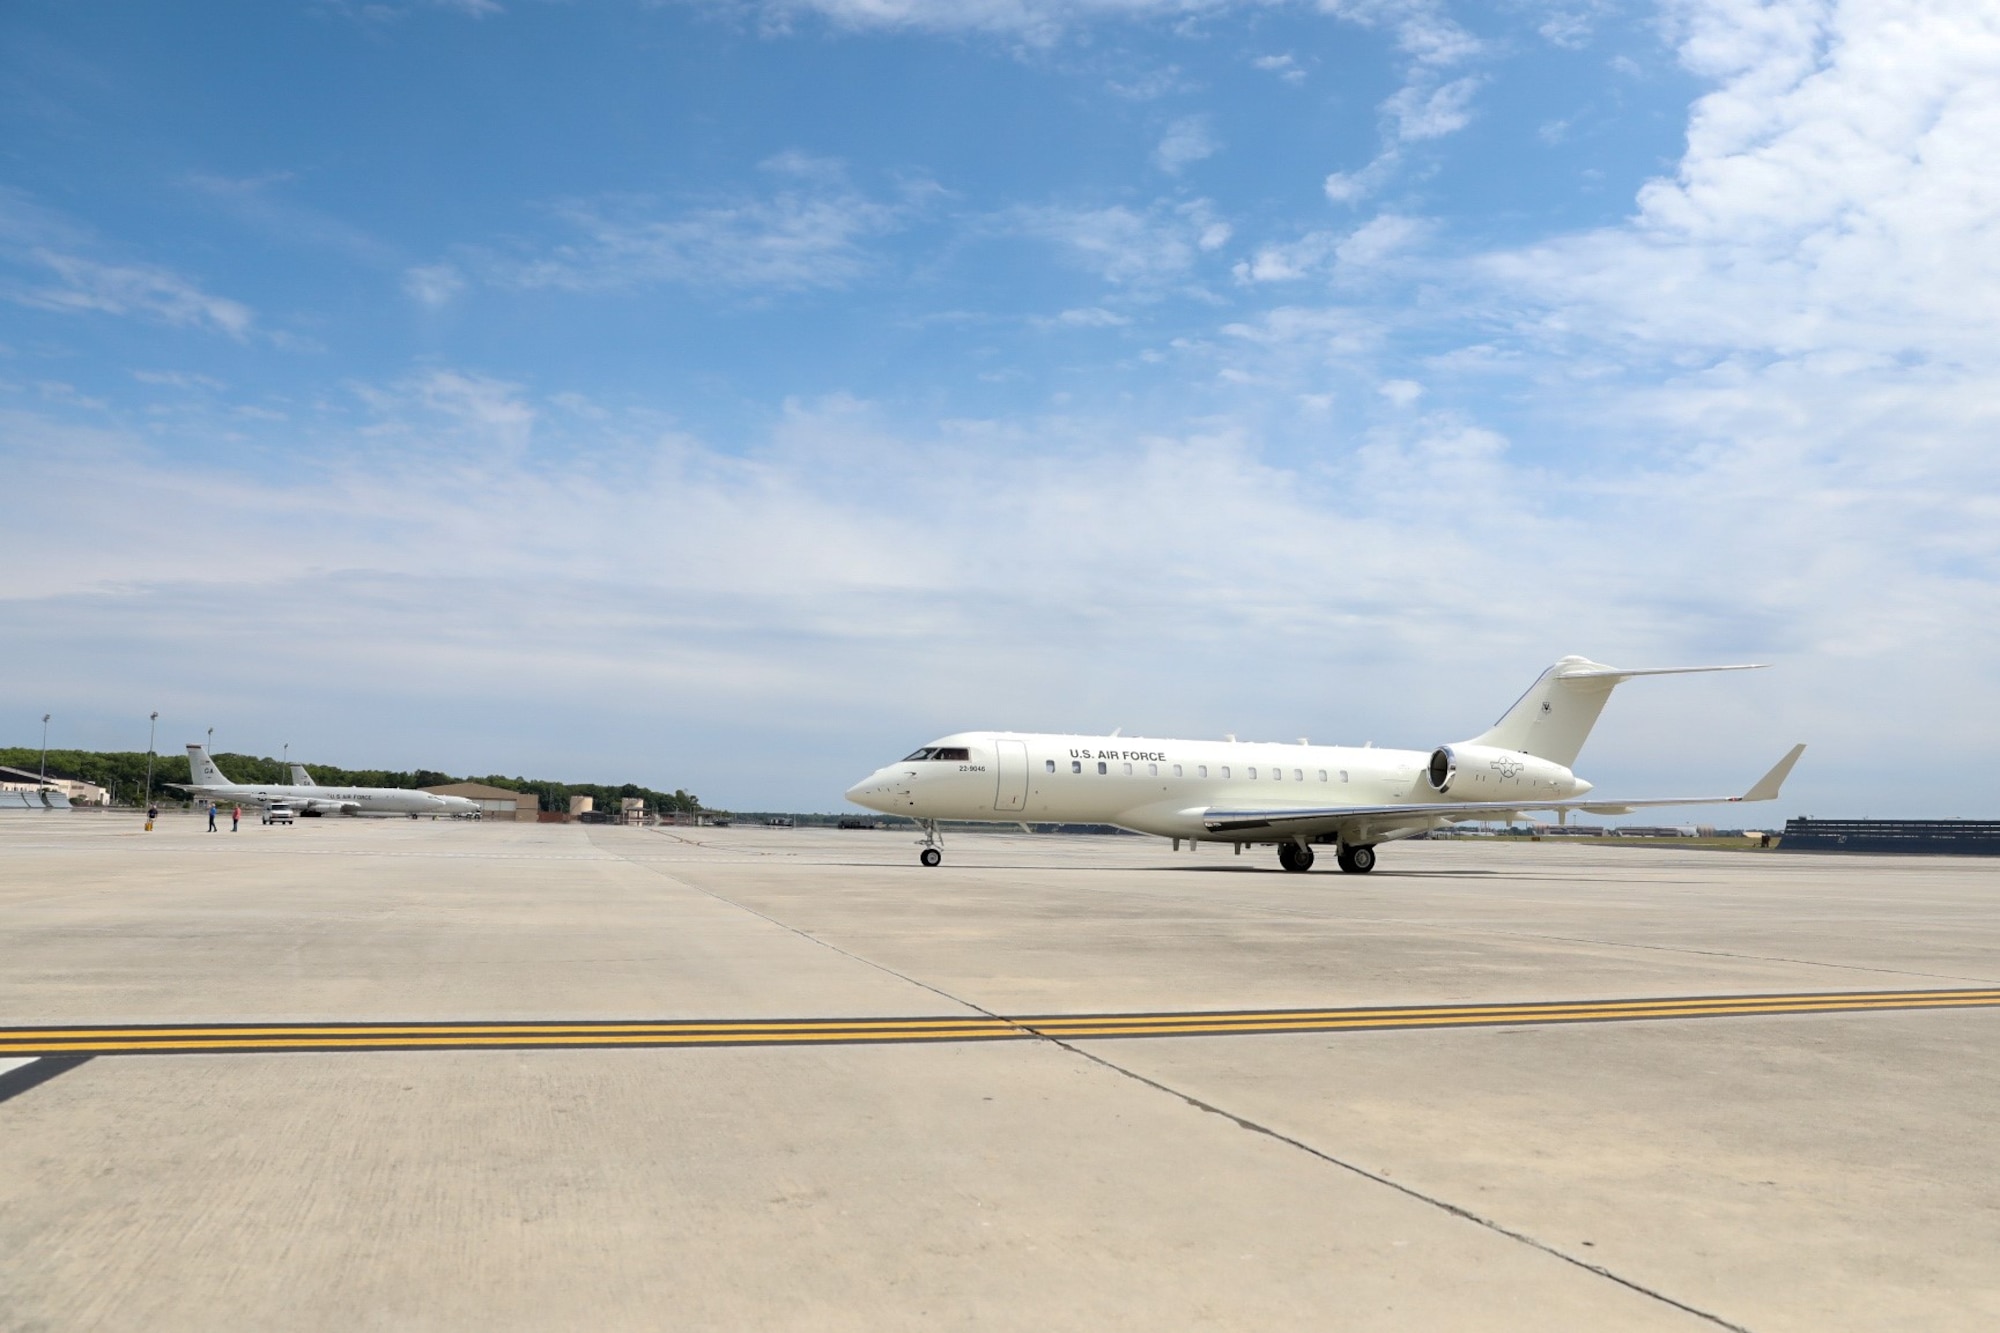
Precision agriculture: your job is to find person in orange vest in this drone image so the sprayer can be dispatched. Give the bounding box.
[232,804,241,832]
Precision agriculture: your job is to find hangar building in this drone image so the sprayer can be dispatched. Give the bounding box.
[419,782,539,821]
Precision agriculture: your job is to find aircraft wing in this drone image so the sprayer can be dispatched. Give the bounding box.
[1201,745,1805,841]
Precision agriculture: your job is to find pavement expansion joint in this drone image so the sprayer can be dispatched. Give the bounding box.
[1052,1038,1757,1333]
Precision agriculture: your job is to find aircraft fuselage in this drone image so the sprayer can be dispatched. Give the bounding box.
[844,731,1587,839]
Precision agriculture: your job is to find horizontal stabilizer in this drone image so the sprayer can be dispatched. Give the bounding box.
[1557,664,1768,681]
[1467,656,1770,768]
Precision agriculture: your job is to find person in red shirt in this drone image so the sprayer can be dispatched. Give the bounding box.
[231,804,241,832]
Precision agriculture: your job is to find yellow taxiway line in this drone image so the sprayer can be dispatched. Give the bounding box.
[3,987,1997,1057]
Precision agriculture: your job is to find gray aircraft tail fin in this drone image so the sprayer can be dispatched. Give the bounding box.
[290,764,316,786]
[1464,656,1768,768]
[186,744,235,788]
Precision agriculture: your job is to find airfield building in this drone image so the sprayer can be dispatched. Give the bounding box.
[419,782,540,821]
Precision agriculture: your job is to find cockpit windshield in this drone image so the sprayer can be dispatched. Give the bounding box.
[902,747,935,761]
[900,746,971,762]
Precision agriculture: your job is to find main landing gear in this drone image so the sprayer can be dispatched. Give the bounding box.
[916,820,943,867]
[1274,842,1377,873]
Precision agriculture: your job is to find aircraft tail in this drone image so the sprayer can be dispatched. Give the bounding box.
[1464,656,1767,768]
[186,744,236,788]
[290,764,316,786]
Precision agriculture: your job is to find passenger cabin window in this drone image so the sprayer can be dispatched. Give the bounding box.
[1072,760,1082,774]
[1273,768,1282,781]
[1044,759,1055,773]
[1097,761,1107,775]
[1173,764,1183,777]
[1148,763,1158,777]
[1317,769,1327,782]
[1198,765,1208,778]
[1294,769,1303,782]
[1122,762,1132,775]
[1220,766,1231,779]
[1248,767,1258,779]
[1339,770,1349,783]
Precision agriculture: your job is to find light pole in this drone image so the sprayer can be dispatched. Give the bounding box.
[207,726,214,755]
[40,713,50,789]
[145,711,158,812]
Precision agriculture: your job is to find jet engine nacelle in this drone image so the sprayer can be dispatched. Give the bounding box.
[1425,744,1586,797]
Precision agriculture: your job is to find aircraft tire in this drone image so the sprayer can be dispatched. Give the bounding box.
[1337,844,1377,874]
[920,848,942,867]
[1277,842,1314,873]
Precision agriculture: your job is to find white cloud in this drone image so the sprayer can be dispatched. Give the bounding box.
[1251,52,1306,83]
[1334,212,1428,266]
[1322,156,1399,205]
[1045,306,1132,328]
[1232,213,1426,283]
[1153,114,1221,174]
[132,370,227,390]
[184,172,399,266]
[1488,0,2000,364]
[13,250,255,338]
[1314,0,1482,67]
[0,189,259,339]
[744,0,1238,43]
[1309,6,1485,205]
[1385,74,1481,141]
[1233,231,1338,283]
[403,262,466,307]
[459,157,914,296]
[1005,197,1231,289]
[1531,2,1611,49]
[350,369,538,455]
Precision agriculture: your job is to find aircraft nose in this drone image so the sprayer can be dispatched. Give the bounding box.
[845,772,889,811]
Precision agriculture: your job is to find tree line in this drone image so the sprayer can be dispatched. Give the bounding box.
[0,748,705,814]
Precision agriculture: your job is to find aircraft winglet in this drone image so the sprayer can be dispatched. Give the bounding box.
[1741,744,1807,802]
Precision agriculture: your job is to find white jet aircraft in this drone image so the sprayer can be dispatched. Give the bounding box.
[845,656,1805,872]
[169,745,480,819]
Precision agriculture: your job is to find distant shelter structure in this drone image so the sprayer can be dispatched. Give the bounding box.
[1780,819,2000,856]
[419,782,539,821]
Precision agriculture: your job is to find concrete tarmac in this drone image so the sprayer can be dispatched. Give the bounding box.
[2,813,1997,1331]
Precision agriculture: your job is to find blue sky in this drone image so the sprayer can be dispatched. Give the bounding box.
[4,0,1997,814]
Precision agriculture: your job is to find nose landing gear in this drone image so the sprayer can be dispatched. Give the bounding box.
[916,820,943,867]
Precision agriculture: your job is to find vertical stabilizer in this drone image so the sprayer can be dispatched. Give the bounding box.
[1463,656,1767,767]
[186,744,236,789]
[291,764,316,786]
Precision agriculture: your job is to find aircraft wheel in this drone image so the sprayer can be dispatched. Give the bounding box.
[1277,842,1315,873]
[1337,844,1377,874]
[920,848,942,867]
